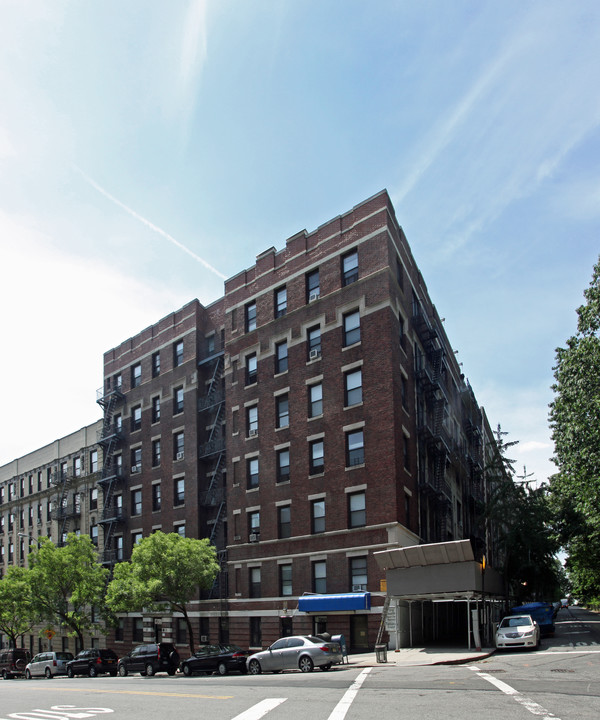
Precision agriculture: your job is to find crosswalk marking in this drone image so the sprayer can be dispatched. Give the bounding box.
[230,698,287,720]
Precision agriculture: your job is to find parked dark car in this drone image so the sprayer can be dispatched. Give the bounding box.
[117,643,180,676]
[0,648,31,679]
[180,644,249,676]
[66,648,119,677]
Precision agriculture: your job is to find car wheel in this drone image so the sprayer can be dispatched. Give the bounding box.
[25,669,32,679]
[67,667,74,678]
[167,668,176,676]
[118,665,128,677]
[299,656,314,673]
[89,665,98,678]
[217,662,228,676]
[110,671,118,677]
[182,664,192,676]
[320,663,332,671]
[145,663,155,677]
[45,667,52,679]
[248,659,261,675]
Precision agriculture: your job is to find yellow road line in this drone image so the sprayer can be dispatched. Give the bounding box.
[26,685,233,700]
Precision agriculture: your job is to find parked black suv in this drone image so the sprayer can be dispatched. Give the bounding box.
[66,648,119,677]
[0,648,31,679]
[117,643,180,676]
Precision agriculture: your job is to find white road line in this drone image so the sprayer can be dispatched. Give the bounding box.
[469,666,561,720]
[230,698,287,720]
[328,667,373,720]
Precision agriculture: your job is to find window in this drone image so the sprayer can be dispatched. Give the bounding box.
[131,405,142,432]
[152,396,161,423]
[306,269,320,302]
[396,259,404,289]
[175,523,186,537]
[174,478,185,506]
[348,491,366,528]
[346,429,365,466]
[308,382,323,417]
[403,435,410,471]
[90,450,98,473]
[74,457,82,477]
[132,531,143,546]
[312,560,326,593]
[401,375,408,409]
[276,394,289,428]
[249,567,261,597]
[131,490,142,516]
[174,340,184,367]
[278,505,291,539]
[176,618,187,645]
[399,316,406,351]
[152,439,161,467]
[131,447,142,472]
[247,406,258,436]
[206,334,215,355]
[246,353,257,385]
[350,556,368,591]
[116,536,124,562]
[90,524,98,547]
[275,340,288,374]
[277,448,290,483]
[275,286,287,318]
[152,351,161,377]
[343,310,360,346]
[152,483,162,512]
[247,458,259,489]
[174,386,184,414]
[342,250,358,286]
[245,302,257,332]
[90,488,98,510]
[307,326,321,360]
[309,439,324,475]
[344,369,362,406]
[115,618,125,641]
[114,372,122,389]
[174,432,184,460]
[131,363,141,388]
[280,563,292,596]
[133,618,144,642]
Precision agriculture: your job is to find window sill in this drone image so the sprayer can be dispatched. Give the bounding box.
[309,471,325,479]
[345,463,365,470]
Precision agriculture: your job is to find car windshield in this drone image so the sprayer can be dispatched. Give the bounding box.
[56,653,74,660]
[500,616,532,628]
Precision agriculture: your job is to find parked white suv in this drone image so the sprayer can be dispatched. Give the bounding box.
[25,651,74,678]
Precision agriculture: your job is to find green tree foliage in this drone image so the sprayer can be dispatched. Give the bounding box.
[27,534,110,648]
[485,426,561,604]
[105,532,220,653]
[549,256,600,603]
[0,566,38,647]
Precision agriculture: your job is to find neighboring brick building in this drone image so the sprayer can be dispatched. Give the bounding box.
[1,190,496,655]
[0,421,103,653]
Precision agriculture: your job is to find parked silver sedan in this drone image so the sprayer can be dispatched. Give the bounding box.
[247,635,342,674]
[495,614,540,650]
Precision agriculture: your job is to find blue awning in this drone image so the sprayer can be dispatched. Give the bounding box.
[298,593,371,613]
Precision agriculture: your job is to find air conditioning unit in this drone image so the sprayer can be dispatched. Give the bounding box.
[233,535,241,541]
[249,532,259,542]
[176,452,185,460]
[309,348,321,360]
[352,584,367,592]
[309,291,320,302]
[249,429,258,437]
[131,465,140,473]
[200,635,208,643]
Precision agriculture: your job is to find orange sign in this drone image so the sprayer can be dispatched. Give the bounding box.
[44,629,55,640]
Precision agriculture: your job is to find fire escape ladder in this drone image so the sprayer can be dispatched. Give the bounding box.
[375,595,392,646]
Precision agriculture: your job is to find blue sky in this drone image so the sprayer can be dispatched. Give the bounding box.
[1,1,599,486]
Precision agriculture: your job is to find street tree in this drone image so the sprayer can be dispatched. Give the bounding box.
[27,534,110,648]
[105,531,220,653]
[0,566,38,647]
[549,256,600,602]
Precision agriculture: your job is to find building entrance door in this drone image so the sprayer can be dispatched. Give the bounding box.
[350,615,369,651]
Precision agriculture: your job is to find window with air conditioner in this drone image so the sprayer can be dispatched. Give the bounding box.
[306,269,320,303]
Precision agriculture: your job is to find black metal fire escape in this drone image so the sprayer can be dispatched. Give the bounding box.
[198,351,228,599]
[96,383,125,565]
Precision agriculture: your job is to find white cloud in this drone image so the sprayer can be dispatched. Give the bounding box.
[0,210,188,465]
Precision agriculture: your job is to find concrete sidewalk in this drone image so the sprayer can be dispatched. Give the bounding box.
[345,646,496,667]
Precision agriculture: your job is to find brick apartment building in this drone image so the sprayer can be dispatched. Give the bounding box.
[1,190,497,655]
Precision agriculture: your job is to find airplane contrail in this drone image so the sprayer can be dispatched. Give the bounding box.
[73,164,228,280]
